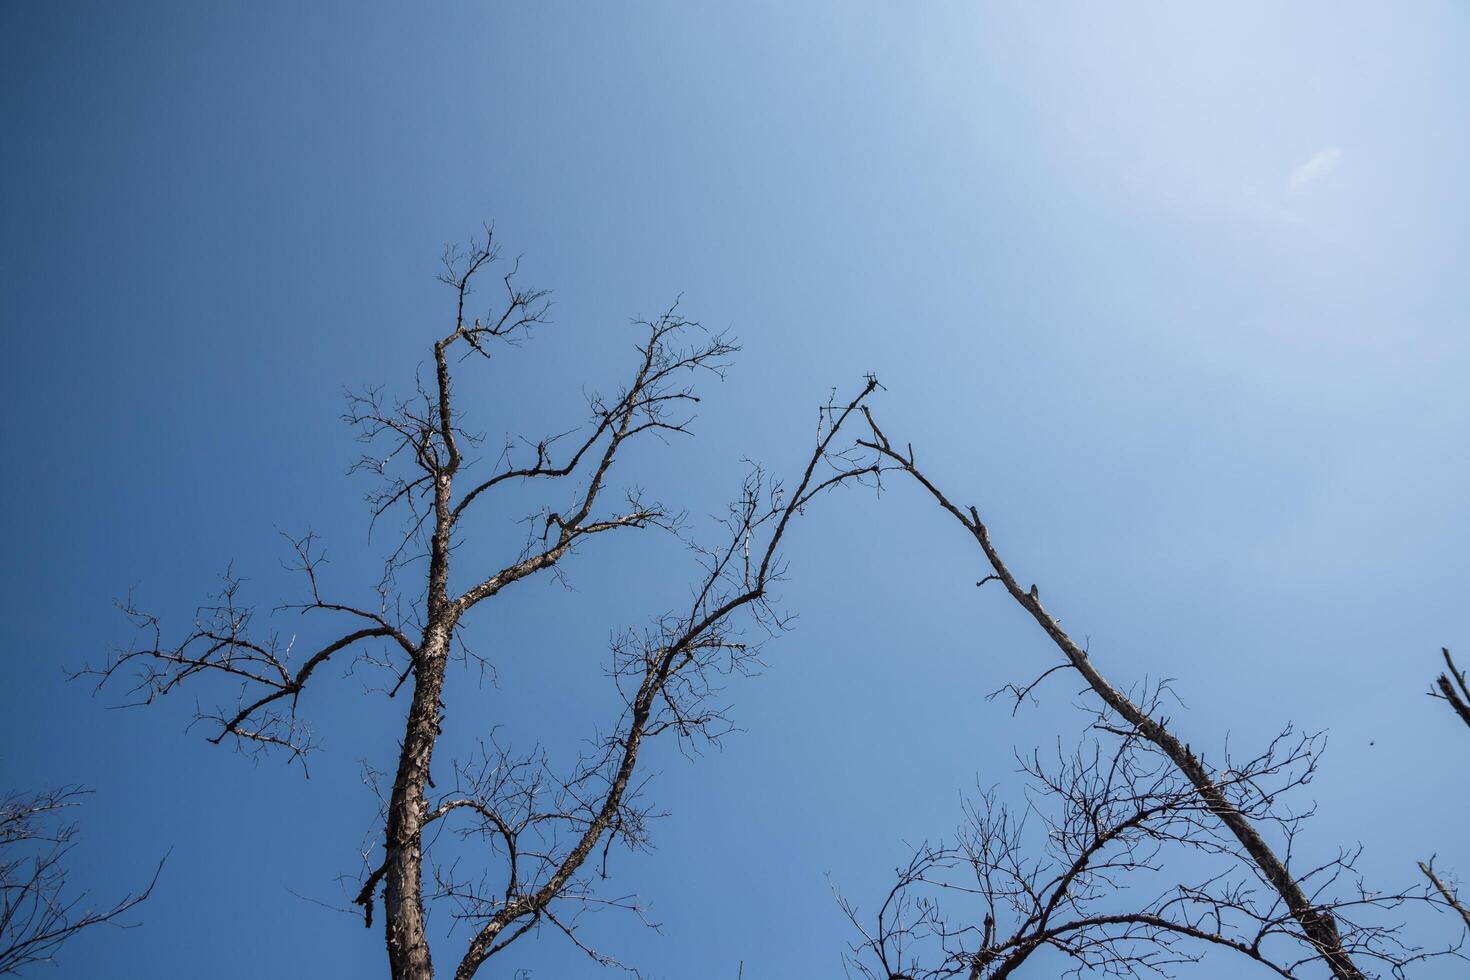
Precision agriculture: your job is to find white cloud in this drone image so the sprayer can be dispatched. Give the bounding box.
[1289,146,1344,190]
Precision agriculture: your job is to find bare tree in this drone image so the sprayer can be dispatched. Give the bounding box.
[80,229,880,980]
[1428,649,1470,732]
[853,412,1400,980]
[0,787,159,975]
[839,696,1452,980]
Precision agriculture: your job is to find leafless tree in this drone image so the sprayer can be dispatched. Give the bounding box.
[852,411,1418,980]
[839,695,1454,980]
[1428,649,1470,733]
[79,228,880,980]
[0,787,159,975]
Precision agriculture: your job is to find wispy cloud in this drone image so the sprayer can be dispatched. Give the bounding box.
[1289,147,1344,190]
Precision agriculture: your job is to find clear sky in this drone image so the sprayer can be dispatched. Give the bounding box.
[2,3,1467,978]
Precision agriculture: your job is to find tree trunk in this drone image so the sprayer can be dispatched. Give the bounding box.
[383,625,450,980]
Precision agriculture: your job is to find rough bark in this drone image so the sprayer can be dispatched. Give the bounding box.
[383,627,449,980]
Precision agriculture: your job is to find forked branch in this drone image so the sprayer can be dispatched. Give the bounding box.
[446,378,882,980]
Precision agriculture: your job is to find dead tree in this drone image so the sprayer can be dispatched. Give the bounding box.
[80,229,880,980]
[0,787,159,975]
[840,714,1450,980]
[1428,649,1470,732]
[855,412,1382,980]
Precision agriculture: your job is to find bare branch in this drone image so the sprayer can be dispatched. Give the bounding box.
[841,729,1454,980]
[449,377,882,980]
[0,788,161,975]
[1429,648,1470,731]
[857,409,1383,979]
[77,572,409,767]
[1419,858,1470,933]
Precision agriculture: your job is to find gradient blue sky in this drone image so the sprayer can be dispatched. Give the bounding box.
[3,3,1468,978]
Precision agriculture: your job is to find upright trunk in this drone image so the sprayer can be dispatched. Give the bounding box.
[382,625,450,980]
[381,458,457,980]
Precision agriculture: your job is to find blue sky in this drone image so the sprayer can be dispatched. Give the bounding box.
[2,3,1468,977]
